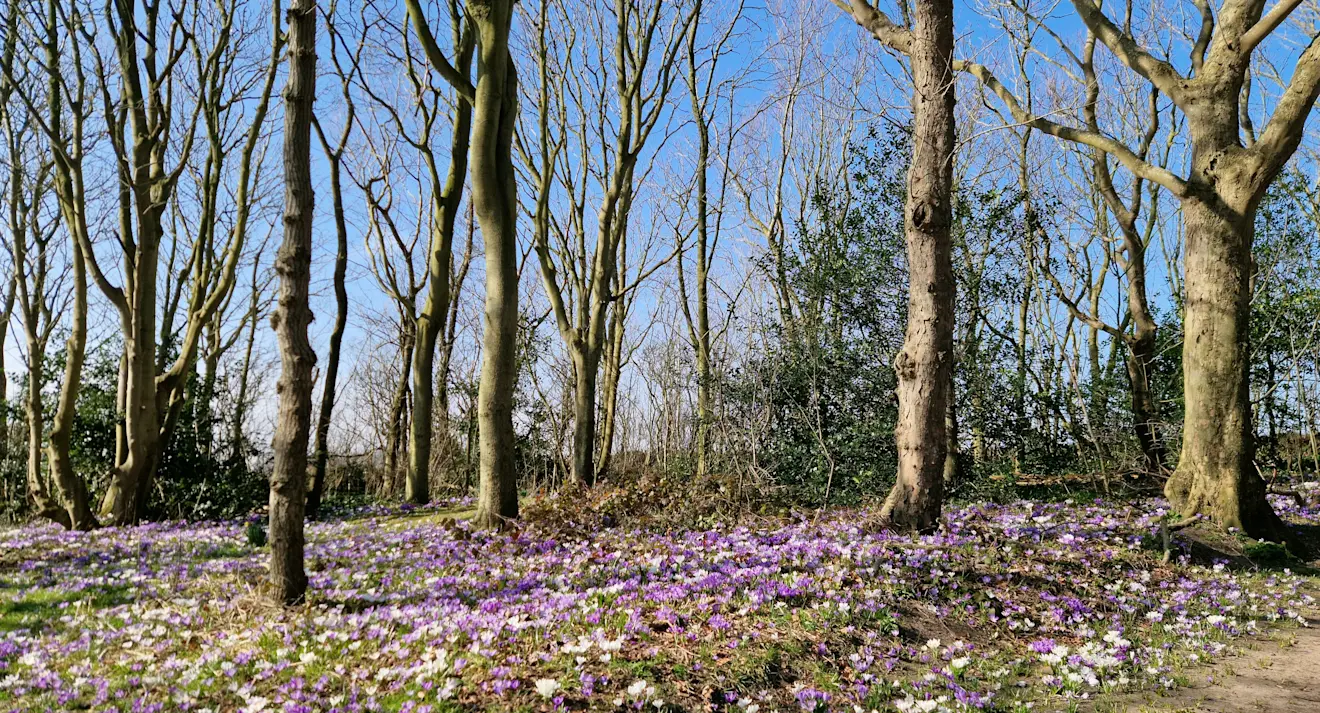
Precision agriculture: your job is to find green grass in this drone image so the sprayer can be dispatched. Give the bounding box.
[0,584,131,632]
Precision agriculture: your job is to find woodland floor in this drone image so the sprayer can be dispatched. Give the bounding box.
[0,485,1318,713]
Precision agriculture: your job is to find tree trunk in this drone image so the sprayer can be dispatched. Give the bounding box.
[1126,328,1164,473]
[943,390,961,486]
[0,278,13,469]
[692,128,713,479]
[407,72,472,505]
[99,242,162,525]
[231,281,260,466]
[596,305,625,480]
[879,0,955,532]
[24,341,68,528]
[269,0,317,606]
[1014,134,1035,471]
[1165,192,1288,542]
[308,149,348,521]
[468,1,520,529]
[570,351,599,488]
[46,240,96,530]
[409,326,438,503]
[385,329,413,493]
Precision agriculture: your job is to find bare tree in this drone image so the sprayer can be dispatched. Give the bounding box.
[307,3,362,519]
[2,75,66,526]
[863,0,956,530]
[87,0,284,525]
[270,0,317,606]
[0,0,99,529]
[362,4,474,504]
[406,0,521,527]
[520,0,696,487]
[677,0,746,477]
[840,0,1320,543]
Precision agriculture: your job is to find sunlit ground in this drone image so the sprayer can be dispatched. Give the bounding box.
[0,491,1317,713]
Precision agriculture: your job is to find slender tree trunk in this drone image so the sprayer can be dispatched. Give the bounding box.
[1166,190,1287,542]
[879,0,955,532]
[385,332,412,493]
[408,77,472,504]
[24,340,68,528]
[692,107,713,478]
[308,151,348,520]
[596,305,625,480]
[1265,351,1279,466]
[269,0,317,606]
[1014,134,1034,470]
[0,278,13,469]
[46,241,96,530]
[1126,328,1164,473]
[114,346,128,469]
[231,282,260,464]
[943,390,961,486]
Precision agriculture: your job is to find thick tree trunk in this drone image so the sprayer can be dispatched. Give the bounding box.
[269,0,317,606]
[469,1,520,529]
[308,153,348,521]
[570,351,599,488]
[1165,192,1288,542]
[879,0,955,532]
[100,248,161,525]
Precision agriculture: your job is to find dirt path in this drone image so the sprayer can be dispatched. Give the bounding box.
[1101,621,1320,712]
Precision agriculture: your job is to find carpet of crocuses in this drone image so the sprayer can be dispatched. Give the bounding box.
[0,492,1317,713]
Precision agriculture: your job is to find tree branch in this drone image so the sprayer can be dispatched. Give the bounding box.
[1068,0,1186,103]
[834,0,1188,196]
[1241,0,1308,57]
[1251,32,1320,181]
[402,0,475,101]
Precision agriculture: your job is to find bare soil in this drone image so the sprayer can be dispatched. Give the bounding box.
[1097,620,1320,712]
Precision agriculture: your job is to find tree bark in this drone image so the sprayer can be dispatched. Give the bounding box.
[1166,191,1287,542]
[571,352,599,488]
[403,0,522,526]
[469,1,520,528]
[46,238,96,530]
[879,0,956,532]
[1126,326,1164,473]
[269,0,317,606]
[385,329,412,494]
[596,301,625,480]
[231,266,261,467]
[23,338,67,528]
[0,278,12,469]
